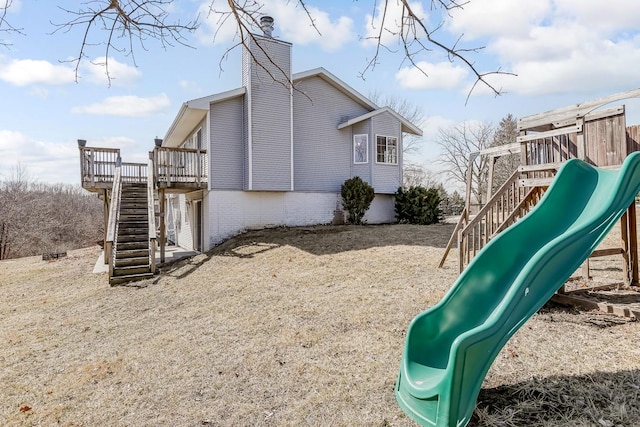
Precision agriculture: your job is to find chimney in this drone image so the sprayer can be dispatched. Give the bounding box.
[260,15,274,38]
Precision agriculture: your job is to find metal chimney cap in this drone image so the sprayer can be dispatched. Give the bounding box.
[260,15,274,38]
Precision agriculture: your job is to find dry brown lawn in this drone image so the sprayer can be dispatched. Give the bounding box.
[1,223,639,427]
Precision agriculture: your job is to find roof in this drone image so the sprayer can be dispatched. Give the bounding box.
[292,67,378,110]
[337,106,423,136]
[162,67,422,146]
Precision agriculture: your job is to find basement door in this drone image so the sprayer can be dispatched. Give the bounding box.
[193,200,203,252]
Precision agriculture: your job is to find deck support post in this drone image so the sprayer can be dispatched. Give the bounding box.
[628,201,638,285]
[103,188,109,264]
[160,188,166,264]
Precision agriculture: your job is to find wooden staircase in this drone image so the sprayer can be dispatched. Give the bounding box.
[104,161,157,286]
[440,165,557,272]
[110,183,154,285]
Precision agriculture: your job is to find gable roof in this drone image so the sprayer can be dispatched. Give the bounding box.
[163,87,246,147]
[337,106,423,136]
[162,68,422,146]
[293,67,378,110]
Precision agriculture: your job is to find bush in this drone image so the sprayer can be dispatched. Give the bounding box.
[341,177,375,225]
[395,186,442,225]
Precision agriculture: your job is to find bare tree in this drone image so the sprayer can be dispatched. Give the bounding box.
[403,163,440,188]
[0,166,103,260]
[489,113,520,191]
[435,121,494,205]
[368,90,426,157]
[51,0,198,84]
[0,0,21,47]
[0,1,512,95]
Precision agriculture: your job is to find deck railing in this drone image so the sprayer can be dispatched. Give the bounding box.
[105,164,123,269]
[146,159,157,274]
[79,147,120,189]
[121,162,148,184]
[153,147,207,188]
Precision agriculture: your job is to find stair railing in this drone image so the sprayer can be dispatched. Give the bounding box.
[457,165,556,271]
[105,159,122,279]
[146,159,157,273]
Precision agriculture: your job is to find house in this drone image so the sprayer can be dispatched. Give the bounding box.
[157,17,422,252]
[80,16,423,264]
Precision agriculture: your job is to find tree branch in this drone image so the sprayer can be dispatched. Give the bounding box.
[51,0,198,85]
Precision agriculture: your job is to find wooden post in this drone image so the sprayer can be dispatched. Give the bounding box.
[103,189,109,264]
[160,188,166,264]
[486,156,497,204]
[576,117,586,161]
[620,211,630,285]
[464,153,477,215]
[629,201,638,285]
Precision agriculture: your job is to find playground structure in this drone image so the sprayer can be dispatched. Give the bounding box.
[439,89,640,301]
[396,152,640,427]
[395,89,640,427]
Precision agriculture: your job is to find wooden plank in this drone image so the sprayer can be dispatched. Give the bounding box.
[438,208,467,268]
[518,178,554,187]
[518,163,561,173]
[551,106,625,129]
[476,142,521,157]
[629,202,639,285]
[517,125,582,143]
[551,293,640,318]
[590,248,625,257]
[519,87,640,130]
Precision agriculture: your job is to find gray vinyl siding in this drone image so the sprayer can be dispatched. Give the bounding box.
[293,77,371,192]
[372,111,403,194]
[246,36,292,191]
[350,121,371,185]
[209,95,244,190]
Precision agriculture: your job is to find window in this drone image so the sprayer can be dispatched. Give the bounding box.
[376,135,398,164]
[353,134,368,163]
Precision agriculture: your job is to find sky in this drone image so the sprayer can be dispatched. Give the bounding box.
[2,0,640,185]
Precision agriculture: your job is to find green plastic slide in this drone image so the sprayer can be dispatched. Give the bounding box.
[395,152,640,427]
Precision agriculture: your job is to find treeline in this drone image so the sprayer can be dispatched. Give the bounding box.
[0,174,104,260]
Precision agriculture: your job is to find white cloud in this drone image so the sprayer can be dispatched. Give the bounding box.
[396,61,468,90]
[0,130,79,184]
[196,0,355,51]
[445,0,640,97]
[553,0,640,34]
[0,57,75,86]
[268,2,355,51]
[71,94,171,117]
[447,0,551,40]
[362,0,428,47]
[81,57,142,85]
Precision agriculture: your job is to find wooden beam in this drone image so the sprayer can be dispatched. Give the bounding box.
[476,142,521,157]
[629,202,639,285]
[438,209,467,268]
[551,293,639,319]
[160,188,166,264]
[519,87,640,131]
[517,124,582,143]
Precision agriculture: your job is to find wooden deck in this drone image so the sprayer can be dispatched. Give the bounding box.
[79,146,207,192]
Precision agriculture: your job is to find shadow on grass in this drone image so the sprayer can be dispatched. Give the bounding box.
[471,369,640,426]
[207,223,456,257]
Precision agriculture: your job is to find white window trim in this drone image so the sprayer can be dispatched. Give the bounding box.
[353,134,369,164]
[375,134,398,165]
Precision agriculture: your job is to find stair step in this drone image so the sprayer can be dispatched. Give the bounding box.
[117,241,149,251]
[119,214,148,221]
[115,256,150,267]
[112,265,152,277]
[117,235,148,243]
[118,230,148,236]
[117,248,149,258]
[110,272,154,286]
